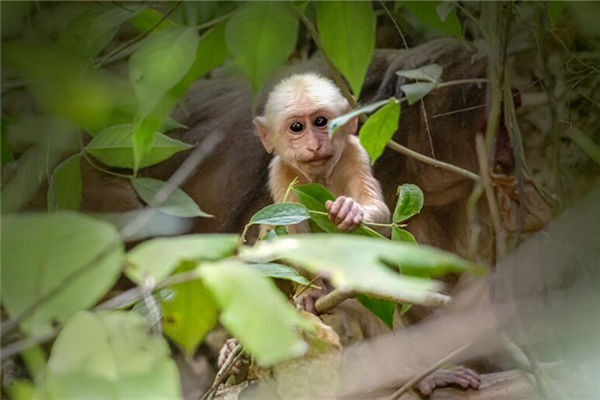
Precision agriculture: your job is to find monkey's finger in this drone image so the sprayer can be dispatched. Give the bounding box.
[325,200,333,210]
[329,196,347,217]
[338,208,360,231]
[335,198,354,224]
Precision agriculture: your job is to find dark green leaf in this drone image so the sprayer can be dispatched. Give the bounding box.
[393,184,424,223]
[131,177,212,218]
[59,4,145,59]
[226,2,298,93]
[248,203,310,226]
[275,225,288,236]
[129,8,176,33]
[356,294,394,329]
[328,99,389,136]
[44,311,180,398]
[247,263,311,286]
[392,227,417,243]
[161,262,218,355]
[359,98,400,164]
[85,124,192,169]
[396,63,443,83]
[48,154,82,211]
[315,1,375,96]
[403,1,461,38]
[125,234,238,284]
[401,82,436,105]
[200,260,313,366]
[1,213,123,336]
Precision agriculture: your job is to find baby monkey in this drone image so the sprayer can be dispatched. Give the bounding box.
[254,73,390,232]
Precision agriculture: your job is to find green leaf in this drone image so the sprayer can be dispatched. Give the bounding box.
[248,203,310,226]
[130,27,199,168]
[1,212,123,336]
[396,63,443,83]
[328,99,390,135]
[247,263,311,286]
[359,99,400,164]
[570,126,600,166]
[47,154,82,211]
[161,262,218,355]
[161,117,188,133]
[200,260,313,366]
[393,184,424,223]
[130,8,176,33]
[225,2,298,93]
[130,177,212,218]
[401,82,437,105]
[44,311,180,399]
[242,235,471,306]
[392,227,417,243]
[403,1,462,38]
[356,294,395,329]
[59,4,146,59]
[125,234,238,284]
[85,124,192,169]
[399,303,412,316]
[315,1,375,96]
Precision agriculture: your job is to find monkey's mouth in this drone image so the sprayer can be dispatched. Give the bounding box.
[305,155,333,165]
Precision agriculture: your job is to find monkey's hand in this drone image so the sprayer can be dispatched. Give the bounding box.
[416,366,480,395]
[217,338,243,375]
[325,196,364,231]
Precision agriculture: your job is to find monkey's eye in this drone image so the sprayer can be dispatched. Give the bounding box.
[289,121,304,133]
[314,116,328,128]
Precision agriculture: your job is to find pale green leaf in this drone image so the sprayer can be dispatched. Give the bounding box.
[130,177,212,218]
[125,234,238,284]
[161,262,218,355]
[47,154,82,211]
[392,227,417,243]
[242,235,471,305]
[85,124,192,169]
[359,98,400,164]
[1,213,123,336]
[225,2,298,93]
[401,82,437,105]
[396,63,443,83]
[247,263,311,286]
[44,311,180,399]
[249,203,310,226]
[316,1,375,96]
[328,99,389,136]
[59,4,146,59]
[200,260,313,366]
[393,184,424,223]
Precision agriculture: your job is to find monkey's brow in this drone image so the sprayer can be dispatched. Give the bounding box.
[283,105,333,120]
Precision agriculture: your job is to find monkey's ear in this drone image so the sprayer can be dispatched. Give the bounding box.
[253,116,274,154]
[347,116,359,135]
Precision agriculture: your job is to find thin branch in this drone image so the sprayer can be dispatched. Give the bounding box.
[386,342,473,400]
[201,343,244,400]
[94,1,183,68]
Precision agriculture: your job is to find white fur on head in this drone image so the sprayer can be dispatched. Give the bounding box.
[262,73,350,131]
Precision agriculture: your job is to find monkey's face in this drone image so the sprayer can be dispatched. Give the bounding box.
[276,108,347,175]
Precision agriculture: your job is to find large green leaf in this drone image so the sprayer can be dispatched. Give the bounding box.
[329,99,390,135]
[356,294,395,330]
[200,260,314,366]
[130,177,212,218]
[129,27,199,168]
[59,4,145,59]
[161,262,218,355]
[225,2,298,93]
[44,311,180,399]
[125,234,238,284]
[315,1,375,96]
[359,98,400,164]
[248,203,310,226]
[242,235,471,305]
[403,1,462,38]
[1,213,123,336]
[393,184,424,223]
[85,124,192,169]
[47,154,82,211]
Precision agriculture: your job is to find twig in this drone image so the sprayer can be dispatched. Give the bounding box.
[386,341,473,400]
[94,1,183,67]
[314,289,356,314]
[201,343,244,400]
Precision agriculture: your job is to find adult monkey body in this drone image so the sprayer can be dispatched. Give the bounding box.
[254,73,389,233]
